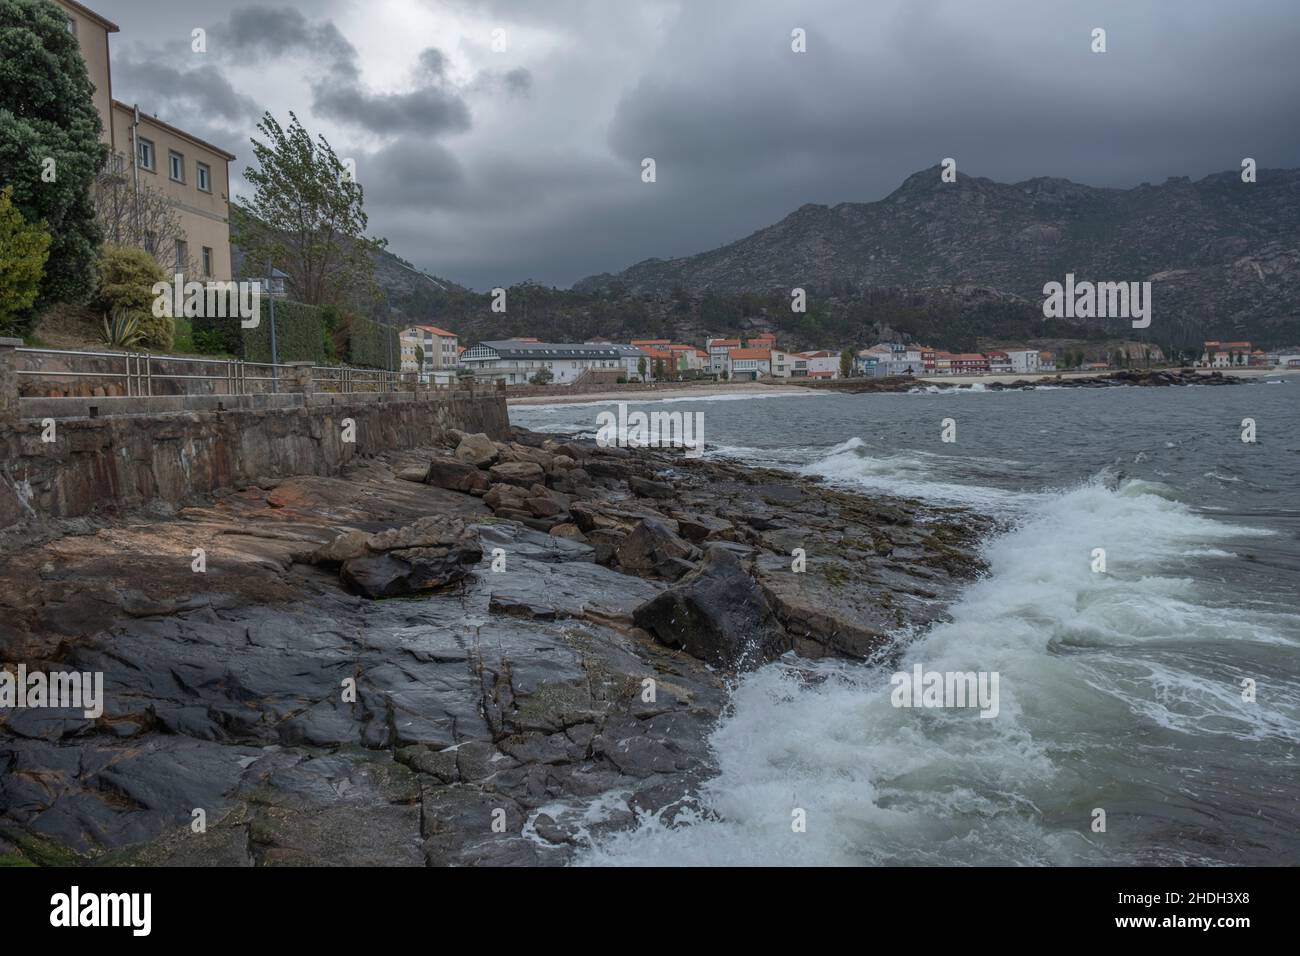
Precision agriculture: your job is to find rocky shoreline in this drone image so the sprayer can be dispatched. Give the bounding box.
[0,427,990,866]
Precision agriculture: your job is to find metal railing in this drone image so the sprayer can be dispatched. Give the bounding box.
[13,347,462,398]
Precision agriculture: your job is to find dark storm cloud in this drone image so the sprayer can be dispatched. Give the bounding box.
[312,81,471,135]
[217,6,359,77]
[111,59,261,123]
[93,0,1300,291]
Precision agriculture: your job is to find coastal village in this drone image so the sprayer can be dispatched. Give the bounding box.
[403,328,1300,388]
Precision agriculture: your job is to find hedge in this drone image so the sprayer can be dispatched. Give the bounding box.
[240,299,327,364]
[346,313,399,370]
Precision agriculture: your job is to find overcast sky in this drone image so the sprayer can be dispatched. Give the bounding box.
[93,0,1300,291]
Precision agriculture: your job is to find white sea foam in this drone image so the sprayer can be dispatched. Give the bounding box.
[575,473,1297,866]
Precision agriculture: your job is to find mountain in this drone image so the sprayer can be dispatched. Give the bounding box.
[575,167,1300,344]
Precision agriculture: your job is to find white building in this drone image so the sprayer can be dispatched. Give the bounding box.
[794,350,840,379]
[769,349,791,378]
[605,343,650,380]
[1005,349,1042,374]
[460,341,624,385]
[400,325,459,382]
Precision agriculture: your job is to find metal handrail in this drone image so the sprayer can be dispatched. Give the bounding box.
[13,346,449,399]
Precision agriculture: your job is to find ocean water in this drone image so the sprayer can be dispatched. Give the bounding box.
[511,380,1300,865]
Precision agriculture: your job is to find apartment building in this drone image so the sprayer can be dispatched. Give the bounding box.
[54,0,236,280]
[459,341,623,385]
[399,325,459,382]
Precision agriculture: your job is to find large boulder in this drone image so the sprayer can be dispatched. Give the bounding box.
[489,461,545,487]
[633,545,789,670]
[339,517,483,598]
[427,458,490,494]
[615,517,696,577]
[628,476,675,500]
[454,433,499,468]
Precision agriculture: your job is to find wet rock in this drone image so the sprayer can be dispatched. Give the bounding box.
[340,518,483,598]
[633,545,789,669]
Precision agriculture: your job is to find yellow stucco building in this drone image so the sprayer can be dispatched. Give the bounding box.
[52,0,236,281]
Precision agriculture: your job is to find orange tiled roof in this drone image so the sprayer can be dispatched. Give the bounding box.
[413,324,457,337]
[728,348,771,360]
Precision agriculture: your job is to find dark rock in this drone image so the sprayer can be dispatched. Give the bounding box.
[628,476,675,499]
[427,458,490,494]
[340,518,483,598]
[615,517,696,576]
[633,545,789,669]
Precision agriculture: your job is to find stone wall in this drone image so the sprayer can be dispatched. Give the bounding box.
[0,390,508,530]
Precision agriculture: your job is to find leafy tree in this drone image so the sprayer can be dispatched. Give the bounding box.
[529,367,553,385]
[414,343,425,373]
[653,357,665,381]
[840,347,854,378]
[637,355,647,380]
[234,112,386,307]
[0,0,106,318]
[0,183,50,333]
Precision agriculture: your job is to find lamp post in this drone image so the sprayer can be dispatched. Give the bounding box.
[261,262,282,392]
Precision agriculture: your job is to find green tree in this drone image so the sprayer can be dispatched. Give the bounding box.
[637,355,647,380]
[653,357,665,381]
[840,347,854,378]
[0,0,107,320]
[234,112,386,307]
[530,367,553,385]
[0,184,50,333]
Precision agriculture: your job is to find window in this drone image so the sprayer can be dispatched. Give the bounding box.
[66,16,76,35]
[175,239,188,272]
[169,150,185,183]
[137,137,155,171]
[196,162,211,192]
[202,246,213,277]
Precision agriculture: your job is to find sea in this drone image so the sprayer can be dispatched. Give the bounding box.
[511,379,1300,865]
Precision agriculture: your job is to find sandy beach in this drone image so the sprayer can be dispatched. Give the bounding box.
[506,381,811,406]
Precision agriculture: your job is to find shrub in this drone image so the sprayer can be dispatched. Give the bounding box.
[136,309,174,352]
[93,244,165,316]
[0,185,51,335]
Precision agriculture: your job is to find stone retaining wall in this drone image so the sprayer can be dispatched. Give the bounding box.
[0,390,508,530]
